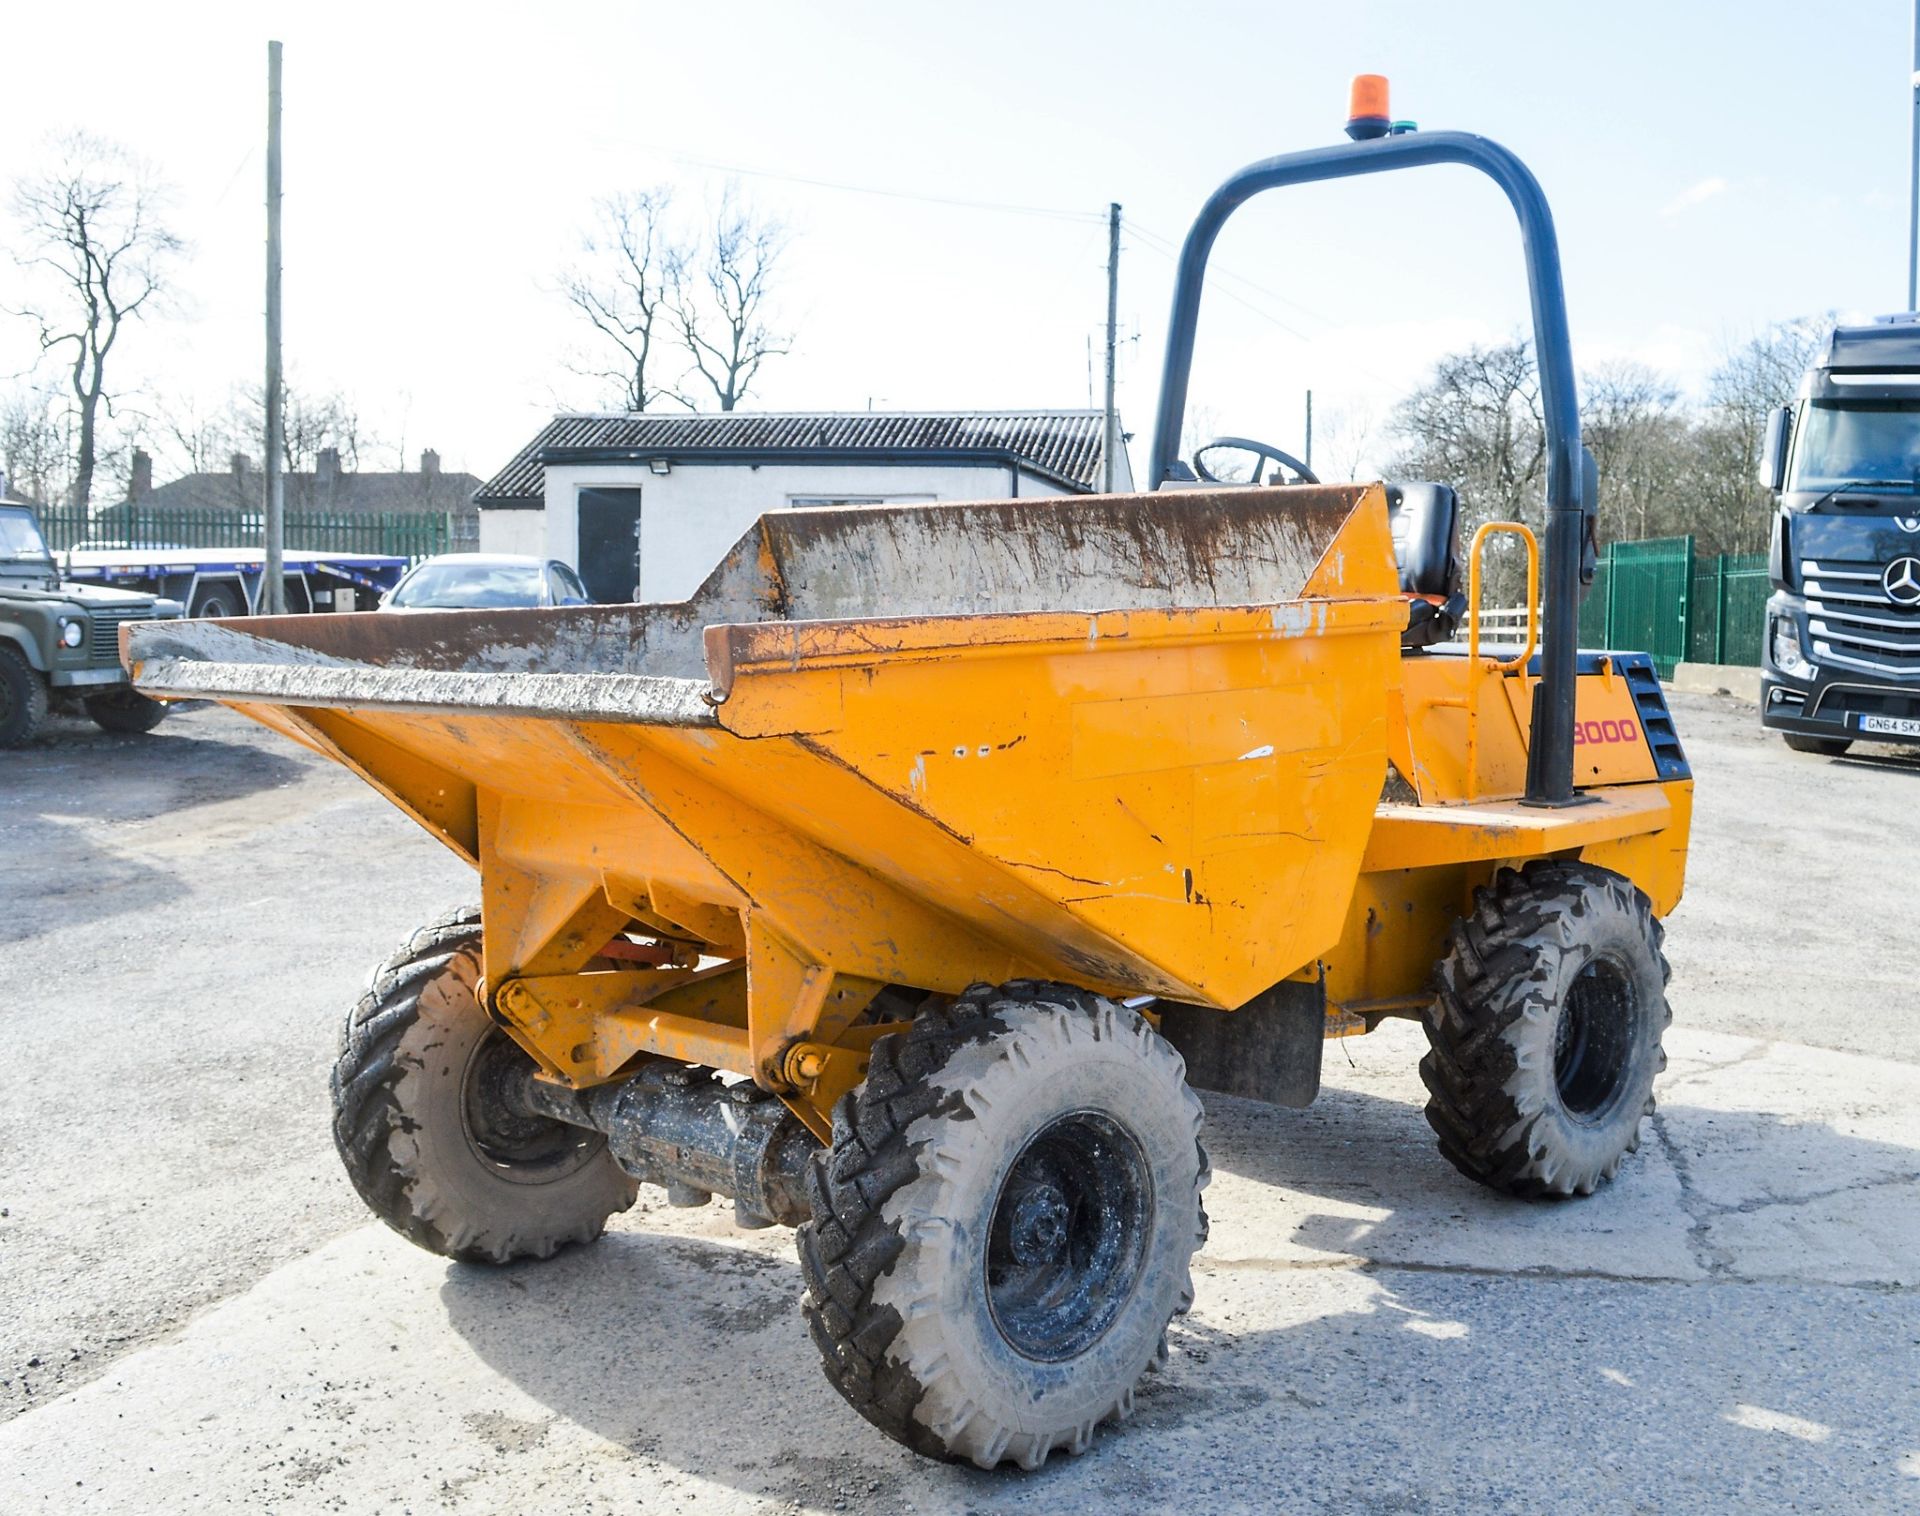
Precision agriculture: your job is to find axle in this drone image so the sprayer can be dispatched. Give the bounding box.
[514,1060,820,1228]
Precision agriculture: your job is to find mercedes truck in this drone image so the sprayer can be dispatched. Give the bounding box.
[1760,314,1920,754]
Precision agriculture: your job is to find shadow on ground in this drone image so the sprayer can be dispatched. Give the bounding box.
[438,1084,1920,1514]
[0,706,313,944]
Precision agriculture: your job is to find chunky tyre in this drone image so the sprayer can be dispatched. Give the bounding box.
[798,982,1209,1470]
[1422,860,1671,1199]
[83,688,168,734]
[330,906,636,1263]
[1783,733,1851,757]
[0,644,48,748]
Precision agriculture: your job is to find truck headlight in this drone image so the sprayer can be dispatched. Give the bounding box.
[1771,616,1811,677]
[58,618,84,649]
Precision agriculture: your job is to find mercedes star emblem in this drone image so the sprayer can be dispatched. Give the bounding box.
[1885,556,1920,606]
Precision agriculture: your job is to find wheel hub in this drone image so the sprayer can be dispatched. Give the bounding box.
[1555,955,1636,1120]
[1004,1178,1072,1265]
[461,1028,602,1178]
[984,1111,1151,1363]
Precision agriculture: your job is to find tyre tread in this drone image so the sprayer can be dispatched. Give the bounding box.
[1422,860,1671,1199]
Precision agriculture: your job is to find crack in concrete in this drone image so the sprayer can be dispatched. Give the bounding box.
[1356,1258,1914,1295]
[1657,1039,1774,1093]
[1695,1170,1920,1220]
[1650,1109,1740,1278]
[1204,1252,1916,1295]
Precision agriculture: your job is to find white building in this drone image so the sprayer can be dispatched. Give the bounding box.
[474,410,1129,603]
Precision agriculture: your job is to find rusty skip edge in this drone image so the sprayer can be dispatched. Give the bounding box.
[127,595,1393,726]
[119,482,1393,721]
[125,652,723,727]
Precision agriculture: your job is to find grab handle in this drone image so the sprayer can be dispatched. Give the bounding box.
[1467,522,1539,673]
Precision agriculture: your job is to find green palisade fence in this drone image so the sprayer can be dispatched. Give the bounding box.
[1575,536,1772,678]
[36,502,453,559]
[1686,552,1771,668]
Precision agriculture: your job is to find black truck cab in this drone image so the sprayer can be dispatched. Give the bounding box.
[1760,315,1920,753]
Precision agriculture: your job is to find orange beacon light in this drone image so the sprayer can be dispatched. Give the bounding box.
[1346,74,1392,140]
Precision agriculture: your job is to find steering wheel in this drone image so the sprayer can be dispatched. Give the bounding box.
[1191,435,1319,486]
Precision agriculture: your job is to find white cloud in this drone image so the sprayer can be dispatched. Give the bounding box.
[1661,177,1731,218]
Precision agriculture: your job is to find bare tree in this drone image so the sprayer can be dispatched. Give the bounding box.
[1389,337,1545,528]
[562,188,686,411]
[669,189,791,411]
[1580,361,1689,544]
[146,381,377,510]
[1312,400,1383,483]
[0,383,74,506]
[8,134,181,510]
[277,386,367,474]
[1691,317,1829,553]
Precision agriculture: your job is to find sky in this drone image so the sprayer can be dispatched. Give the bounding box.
[3,0,1917,488]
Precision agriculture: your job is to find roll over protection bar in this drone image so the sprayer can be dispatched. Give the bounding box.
[1147,130,1592,806]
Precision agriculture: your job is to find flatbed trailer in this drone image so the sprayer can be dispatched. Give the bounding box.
[63,546,409,617]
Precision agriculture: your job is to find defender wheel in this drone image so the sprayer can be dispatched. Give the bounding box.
[1783,734,1851,757]
[330,905,637,1263]
[797,982,1209,1470]
[1422,860,1671,1199]
[83,688,168,734]
[0,644,48,748]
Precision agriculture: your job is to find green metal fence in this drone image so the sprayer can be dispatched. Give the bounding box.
[1576,536,1771,678]
[1686,552,1771,668]
[36,502,454,559]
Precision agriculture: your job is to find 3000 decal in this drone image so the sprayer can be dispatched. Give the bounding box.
[1574,718,1640,745]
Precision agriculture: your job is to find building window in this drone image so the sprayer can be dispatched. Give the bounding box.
[786,494,937,510]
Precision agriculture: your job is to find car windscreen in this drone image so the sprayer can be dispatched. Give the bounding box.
[1789,399,1920,493]
[0,508,51,560]
[389,561,544,609]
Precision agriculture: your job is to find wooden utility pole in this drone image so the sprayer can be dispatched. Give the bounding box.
[1103,202,1120,493]
[264,39,286,614]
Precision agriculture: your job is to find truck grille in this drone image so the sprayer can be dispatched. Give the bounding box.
[1802,557,1920,676]
[88,607,156,663]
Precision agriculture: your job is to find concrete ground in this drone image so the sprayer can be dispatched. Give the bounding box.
[1,693,1916,1513]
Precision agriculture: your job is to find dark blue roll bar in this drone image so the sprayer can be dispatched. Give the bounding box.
[1146,130,1588,806]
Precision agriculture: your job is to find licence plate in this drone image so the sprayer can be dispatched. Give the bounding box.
[1857,714,1920,737]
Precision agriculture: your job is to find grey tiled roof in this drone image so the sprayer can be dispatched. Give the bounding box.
[475,410,1113,505]
[142,468,483,518]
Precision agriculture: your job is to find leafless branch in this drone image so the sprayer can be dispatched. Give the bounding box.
[7,132,182,509]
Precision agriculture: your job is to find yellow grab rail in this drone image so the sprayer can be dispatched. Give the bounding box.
[1466,521,1540,671]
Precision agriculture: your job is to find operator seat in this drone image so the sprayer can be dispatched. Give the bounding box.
[1384,482,1465,649]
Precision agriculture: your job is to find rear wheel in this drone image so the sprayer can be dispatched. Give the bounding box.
[798,982,1209,1470]
[330,906,637,1263]
[189,585,243,619]
[1422,861,1671,1198]
[0,644,48,748]
[83,688,168,734]
[1783,733,1851,757]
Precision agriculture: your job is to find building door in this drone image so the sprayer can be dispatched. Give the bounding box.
[576,487,644,602]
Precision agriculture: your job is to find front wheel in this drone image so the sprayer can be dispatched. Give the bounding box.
[1783,733,1851,757]
[798,982,1209,1470]
[330,906,637,1263]
[83,688,168,734]
[1422,861,1671,1198]
[0,644,49,747]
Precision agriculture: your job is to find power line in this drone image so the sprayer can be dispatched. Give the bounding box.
[1128,220,1411,390]
[1122,231,1314,343]
[1127,220,1342,332]
[589,138,1107,226]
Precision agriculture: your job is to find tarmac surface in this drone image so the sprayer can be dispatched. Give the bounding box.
[2,693,1916,1513]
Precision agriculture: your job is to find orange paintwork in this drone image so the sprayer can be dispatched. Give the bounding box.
[127,484,1692,1130]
